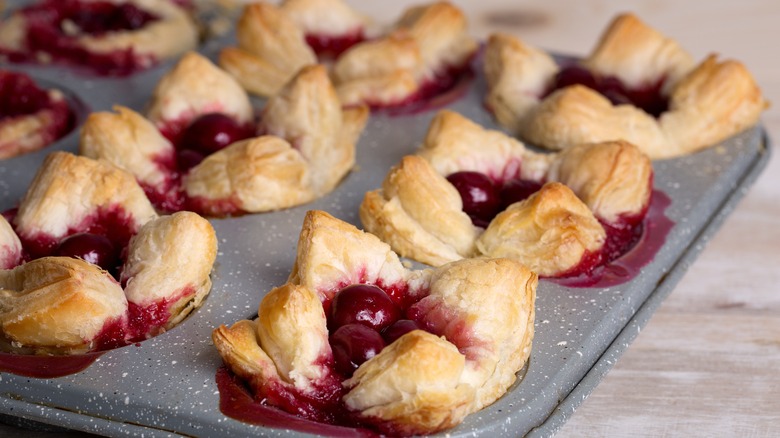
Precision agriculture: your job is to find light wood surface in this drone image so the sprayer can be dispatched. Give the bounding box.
[1,1,778,437]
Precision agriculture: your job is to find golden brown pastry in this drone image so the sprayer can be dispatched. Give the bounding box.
[14,152,158,251]
[476,182,606,277]
[0,152,217,354]
[183,65,368,215]
[0,0,197,75]
[333,1,477,107]
[80,105,176,206]
[219,2,317,97]
[219,1,477,109]
[146,52,254,139]
[80,58,366,216]
[214,210,536,435]
[0,257,128,353]
[484,13,768,159]
[360,110,653,277]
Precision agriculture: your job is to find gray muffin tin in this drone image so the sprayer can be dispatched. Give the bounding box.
[0,15,771,438]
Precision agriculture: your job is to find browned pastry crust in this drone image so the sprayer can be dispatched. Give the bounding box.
[0,257,127,352]
[484,13,768,159]
[219,1,477,107]
[81,57,366,215]
[1,152,217,353]
[360,110,653,275]
[183,65,368,213]
[0,0,197,69]
[14,152,158,244]
[80,105,174,192]
[219,2,317,97]
[147,52,254,133]
[214,210,536,435]
[476,182,606,277]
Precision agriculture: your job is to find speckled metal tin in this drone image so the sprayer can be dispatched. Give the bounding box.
[0,15,771,438]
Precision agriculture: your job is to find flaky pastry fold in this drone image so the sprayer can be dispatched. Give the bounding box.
[484,13,768,158]
[214,210,536,435]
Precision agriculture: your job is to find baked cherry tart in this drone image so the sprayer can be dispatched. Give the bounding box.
[360,110,655,279]
[213,210,536,435]
[483,13,767,159]
[79,51,367,216]
[0,0,197,76]
[0,70,75,159]
[0,152,217,356]
[219,0,477,111]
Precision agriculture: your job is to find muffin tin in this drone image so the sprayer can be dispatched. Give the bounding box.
[0,9,771,438]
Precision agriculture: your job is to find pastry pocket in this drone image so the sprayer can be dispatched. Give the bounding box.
[184,136,313,215]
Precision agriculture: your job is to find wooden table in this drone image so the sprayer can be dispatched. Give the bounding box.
[1,0,778,436]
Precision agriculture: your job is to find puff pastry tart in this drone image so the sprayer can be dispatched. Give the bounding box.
[0,152,217,354]
[0,0,197,76]
[0,70,74,159]
[80,52,367,215]
[360,110,653,277]
[483,13,768,159]
[219,0,477,109]
[213,210,536,435]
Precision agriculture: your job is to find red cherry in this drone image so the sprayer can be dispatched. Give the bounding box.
[446,171,501,226]
[381,319,421,344]
[177,149,205,172]
[330,284,401,332]
[330,324,386,376]
[54,233,118,272]
[500,179,543,210]
[179,113,254,155]
[554,65,598,91]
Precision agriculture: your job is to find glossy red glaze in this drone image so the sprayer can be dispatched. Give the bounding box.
[3,0,160,76]
[306,29,365,58]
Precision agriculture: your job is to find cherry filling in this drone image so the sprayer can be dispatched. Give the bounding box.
[305,29,366,59]
[446,170,647,278]
[2,0,161,76]
[0,70,74,146]
[146,112,256,214]
[302,29,472,113]
[221,279,468,433]
[546,65,668,117]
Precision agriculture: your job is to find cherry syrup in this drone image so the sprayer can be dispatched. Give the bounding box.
[546,64,668,117]
[446,170,674,285]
